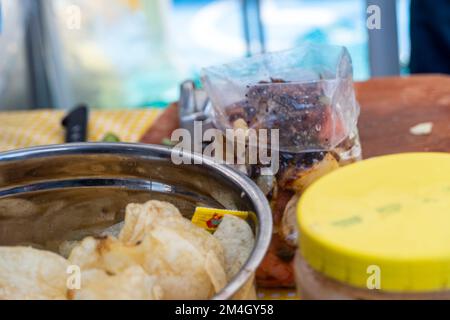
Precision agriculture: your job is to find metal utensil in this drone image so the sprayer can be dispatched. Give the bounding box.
[179,80,214,140]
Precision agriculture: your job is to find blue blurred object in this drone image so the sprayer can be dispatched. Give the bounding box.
[410,0,450,74]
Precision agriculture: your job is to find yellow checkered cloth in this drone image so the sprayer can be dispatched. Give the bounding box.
[0,109,162,151]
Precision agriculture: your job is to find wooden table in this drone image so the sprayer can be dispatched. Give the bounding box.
[141,75,450,157]
[355,75,450,158]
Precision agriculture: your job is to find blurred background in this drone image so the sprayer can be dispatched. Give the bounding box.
[0,0,434,111]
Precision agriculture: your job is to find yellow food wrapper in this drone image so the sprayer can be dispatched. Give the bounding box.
[192,207,250,232]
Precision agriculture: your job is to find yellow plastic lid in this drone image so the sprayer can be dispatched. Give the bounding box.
[297,153,450,292]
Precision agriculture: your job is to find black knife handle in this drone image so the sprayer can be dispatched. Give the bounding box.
[62,105,89,143]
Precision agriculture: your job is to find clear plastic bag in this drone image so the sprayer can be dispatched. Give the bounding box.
[201,44,362,288]
[202,44,360,153]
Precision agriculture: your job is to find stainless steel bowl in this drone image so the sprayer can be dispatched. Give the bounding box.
[0,143,272,300]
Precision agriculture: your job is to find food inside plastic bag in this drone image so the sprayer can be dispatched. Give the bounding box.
[203,44,360,152]
[202,44,362,287]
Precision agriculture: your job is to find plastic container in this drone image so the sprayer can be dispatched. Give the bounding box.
[296,153,450,299]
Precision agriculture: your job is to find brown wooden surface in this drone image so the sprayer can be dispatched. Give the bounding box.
[140,103,180,145]
[142,75,450,158]
[355,75,450,158]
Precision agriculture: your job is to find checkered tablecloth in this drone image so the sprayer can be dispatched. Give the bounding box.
[0,109,162,151]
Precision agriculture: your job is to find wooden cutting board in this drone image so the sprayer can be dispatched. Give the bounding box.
[141,75,450,158]
[355,75,450,158]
